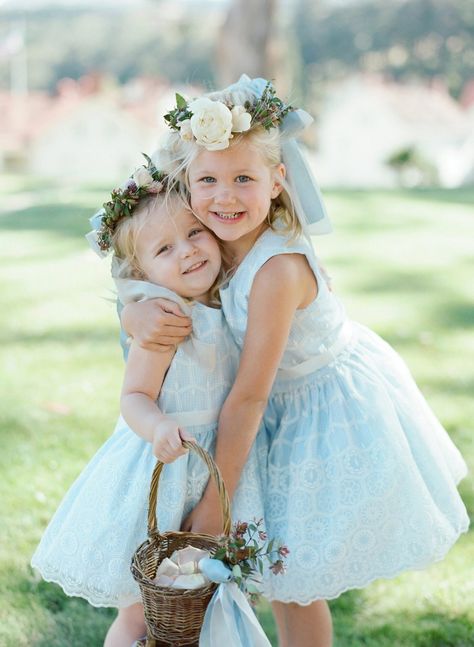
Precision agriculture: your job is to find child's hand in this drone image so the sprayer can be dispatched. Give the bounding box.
[122,299,192,351]
[152,418,193,463]
[181,496,224,536]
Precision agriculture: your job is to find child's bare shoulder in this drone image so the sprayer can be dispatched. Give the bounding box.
[257,252,315,285]
[251,253,317,308]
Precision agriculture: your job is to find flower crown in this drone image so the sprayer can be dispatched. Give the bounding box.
[95,154,168,253]
[164,80,293,151]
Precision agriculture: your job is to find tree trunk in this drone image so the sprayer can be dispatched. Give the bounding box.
[215,0,278,86]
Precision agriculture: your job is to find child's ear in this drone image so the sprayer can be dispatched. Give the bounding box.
[271,163,286,199]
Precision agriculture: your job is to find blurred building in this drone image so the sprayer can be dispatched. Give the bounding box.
[312,75,474,188]
[0,75,182,181]
[1,72,473,187]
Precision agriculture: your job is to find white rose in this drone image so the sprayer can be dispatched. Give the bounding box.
[179,118,194,142]
[189,97,233,151]
[132,166,154,188]
[231,105,252,132]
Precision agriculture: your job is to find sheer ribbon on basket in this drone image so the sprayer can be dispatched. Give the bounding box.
[200,581,271,647]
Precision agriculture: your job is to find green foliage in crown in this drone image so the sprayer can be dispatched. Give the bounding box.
[97,154,167,253]
[163,92,194,133]
[247,80,293,131]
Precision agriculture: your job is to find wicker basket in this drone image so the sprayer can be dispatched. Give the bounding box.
[131,441,231,647]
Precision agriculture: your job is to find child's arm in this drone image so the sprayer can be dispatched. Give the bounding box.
[121,298,193,351]
[183,253,317,534]
[121,341,192,462]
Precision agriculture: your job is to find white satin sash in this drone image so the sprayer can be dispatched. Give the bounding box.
[278,321,353,378]
[168,408,220,428]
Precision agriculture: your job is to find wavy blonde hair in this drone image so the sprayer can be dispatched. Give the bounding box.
[111,192,224,307]
[111,193,162,280]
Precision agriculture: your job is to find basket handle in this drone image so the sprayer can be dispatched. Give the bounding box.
[147,440,232,537]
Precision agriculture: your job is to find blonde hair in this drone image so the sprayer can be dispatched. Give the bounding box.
[110,191,224,306]
[111,193,163,280]
[155,84,301,239]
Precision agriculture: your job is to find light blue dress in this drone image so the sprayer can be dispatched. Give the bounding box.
[31,280,265,608]
[220,225,469,604]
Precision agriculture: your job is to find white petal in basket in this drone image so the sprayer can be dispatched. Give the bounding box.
[155,557,180,578]
[170,546,210,566]
[152,574,176,587]
[173,573,209,590]
[179,561,197,575]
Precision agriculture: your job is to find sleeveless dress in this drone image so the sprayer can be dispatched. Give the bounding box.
[220,225,469,604]
[31,281,265,608]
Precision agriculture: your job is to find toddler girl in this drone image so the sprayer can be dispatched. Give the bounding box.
[125,77,469,647]
[31,160,265,646]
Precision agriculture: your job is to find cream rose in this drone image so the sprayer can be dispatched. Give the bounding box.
[132,166,155,188]
[179,118,193,142]
[189,97,233,150]
[231,105,252,132]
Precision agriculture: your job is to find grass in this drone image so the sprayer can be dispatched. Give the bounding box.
[0,177,473,646]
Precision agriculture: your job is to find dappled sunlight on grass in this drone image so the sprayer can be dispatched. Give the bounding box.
[1,203,92,237]
[0,562,115,647]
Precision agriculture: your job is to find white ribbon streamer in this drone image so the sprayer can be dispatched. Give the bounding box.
[85,209,108,258]
[200,582,271,647]
[280,109,332,238]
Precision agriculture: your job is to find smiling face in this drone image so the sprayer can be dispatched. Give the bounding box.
[135,198,222,305]
[187,138,285,258]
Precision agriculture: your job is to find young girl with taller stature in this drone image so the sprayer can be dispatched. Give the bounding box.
[124,77,469,647]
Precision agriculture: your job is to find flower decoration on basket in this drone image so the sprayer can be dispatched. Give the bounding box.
[164,80,293,151]
[150,519,289,603]
[131,443,285,646]
[95,153,167,253]
[210,518,289,602]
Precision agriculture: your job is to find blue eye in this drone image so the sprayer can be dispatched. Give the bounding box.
[200,176,216,183]
[236,175,251,183]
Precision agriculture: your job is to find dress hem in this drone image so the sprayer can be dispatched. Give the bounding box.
[31,519,470,609]
[262,521,470,605]
[30,561,140,609]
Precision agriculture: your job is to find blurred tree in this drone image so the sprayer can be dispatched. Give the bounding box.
[215,0,278,85]
[0,0,472,98]
[0,7,215,92]
[386,146,438,186]
[293,0,474,99]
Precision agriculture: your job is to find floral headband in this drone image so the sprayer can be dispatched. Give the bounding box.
[86,154,168,256]
[164,79,293,151]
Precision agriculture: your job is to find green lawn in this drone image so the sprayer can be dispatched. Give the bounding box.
[1,178,473,646]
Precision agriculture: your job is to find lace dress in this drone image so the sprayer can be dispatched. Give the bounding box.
[220,225,469,604]
[31,281,265,608]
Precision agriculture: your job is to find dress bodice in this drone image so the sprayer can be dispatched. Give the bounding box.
[219,226,348,374]
[115,278,239,418]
